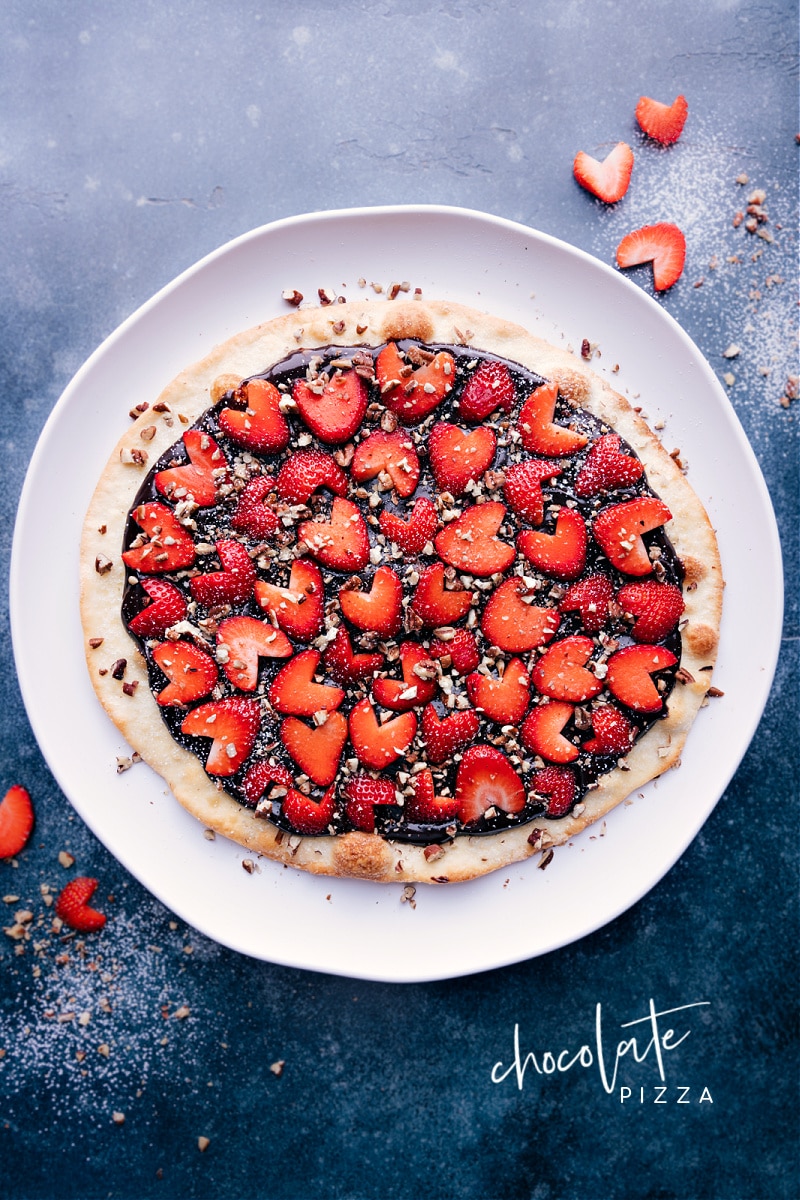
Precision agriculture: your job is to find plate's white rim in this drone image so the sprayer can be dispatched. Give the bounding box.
[9,205,784,982]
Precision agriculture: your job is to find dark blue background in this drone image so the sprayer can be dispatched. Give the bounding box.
[1,3,797,1198]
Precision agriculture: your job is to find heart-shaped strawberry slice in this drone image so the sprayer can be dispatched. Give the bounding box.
[230,475,279,541]
[323,627,384,685]
[281,712,348,787]
[282,784,336,835]
[517,382,588,457]
[411,562,474,627]
[152,640,218,706]
[530,765,576,818]
[574,434,643,497]
[181,697,261,776]
[241,760,293,810]
[503,459,562,525]
[466,656,530,725]
[517,507,588,581]
[343,776,398,833]
[457,360,515,423]
[254,558,324,643]
[127,579,187,638]
[339,566,403,637]
[379,497,438,556]
[521,702,579,764]
[155,429,228,507]
[293,369,368,444]
[428,423,497,496]
[405,769,459,824]
[376,343,455,423]
[348,698,417,770]
[532,636,604,703]
[219,378,290,453]
[605,644,678,712]
[268,649,345,717]
[297,497,370,572]
[189,540,256,607]
[435,502,515,577]
[420,704,480,765]
[558,574,614,634]
[351,430,420,497]
[276,451,348,505]
[593,497,672,575]
[216,616,293,691]
[123,502,196,574]
[372,642,438,712]
[480,577,560,653]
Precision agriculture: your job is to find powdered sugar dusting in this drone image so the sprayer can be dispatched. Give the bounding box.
[585,115,798,438]
[0,885,222,1125]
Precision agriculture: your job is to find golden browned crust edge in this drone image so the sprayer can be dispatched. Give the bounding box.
[80,298,724,884]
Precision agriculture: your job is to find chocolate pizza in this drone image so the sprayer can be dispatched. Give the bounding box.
[80,299,723,882]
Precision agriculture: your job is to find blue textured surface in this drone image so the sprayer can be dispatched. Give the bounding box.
[1,3,797,1198]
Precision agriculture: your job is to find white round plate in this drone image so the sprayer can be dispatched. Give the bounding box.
[11,206,782,982]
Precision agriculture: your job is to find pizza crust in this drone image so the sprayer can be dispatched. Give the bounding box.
[80,298,723,883]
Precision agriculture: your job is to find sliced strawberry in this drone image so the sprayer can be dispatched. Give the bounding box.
[605,644,678,713]
[530,765,576,818]
[532,636,604,703]
[420,704,480,766]
[616,223,686,291]
[376,343,455,424]
[218,378,290,454]
[268,649,345,717]
[0,785,34,859]
[122,502,196,574]
[372,642,438,712]
[297,497,370,572]
[593,497,672,576]
[155,429,228,507]
[617,580,685,642]
[339,566,403,637]
[573,142,634,204]
[254,558,324,643]
[293,369,368,444]
[480,577,561,653]
[241,760,293,809]
[405,769,459,824]
[343,776,398,833]
[283,784,336,835]
[428,423,497,497]
[521,702,578,764]
[574,434,643,497]
[348,698,417,770]
[216,616,293,691]
[275,451,348,505]
[281,712,348,786]
[181,697,261,776]
[128,578,188,639]
[635,94,688,145]
[411,562,474,627]
[429,629,480,675]
[189,540,256,607]
[152,640,219,706]
[350,430,420,498]
[517,507,587,581]
[558,574,614,634]
[457,360,515,423]
[435,502,515,578]
[55,877,106,933]
[323,627,384,686]
[503,459,561,525]
[379,497,438,556]
[517,382,588,457]
[466,657,531,725]
[455,745,526,825]
[230,475,279,540]
[582,705,636,756]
